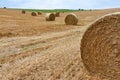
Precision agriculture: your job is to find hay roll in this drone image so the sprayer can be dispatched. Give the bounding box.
[22,10,26,14]
[81,12,120,80]
[55,12,60,17]
[45,13,55,21]
[31,12,37,16]
[38,12,42,15]
[65,13,78,25]
[3,7,6,9]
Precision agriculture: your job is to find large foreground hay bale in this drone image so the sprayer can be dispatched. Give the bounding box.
[81,12,120,80]
[55,12,60,17]
[45,13,55,21]
[65,13,78,25]
[22,10,26,14]
[31,12,37,16]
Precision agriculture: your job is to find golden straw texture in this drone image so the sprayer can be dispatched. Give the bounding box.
[65,13,78,25]
[45,13,55,21]
[81,12,120,80]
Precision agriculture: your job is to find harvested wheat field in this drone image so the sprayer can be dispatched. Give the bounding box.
[0,8,120,80]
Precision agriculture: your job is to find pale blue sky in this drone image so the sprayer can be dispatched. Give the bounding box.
[0,0,120,9]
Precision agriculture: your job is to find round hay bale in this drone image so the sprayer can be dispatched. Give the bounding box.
[22,10,26,14]
[38,12,42,15]
[81,12,120,80]
[55,12,60,17]
[31,12,37,16]
[45,13,55,21]
[65,13,78,25]
[3,7,6,9]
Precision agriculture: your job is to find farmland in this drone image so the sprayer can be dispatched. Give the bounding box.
[0,8,120,80]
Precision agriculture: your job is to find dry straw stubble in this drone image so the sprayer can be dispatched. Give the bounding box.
[45,13,55,21]
[65,13,78,25]
[81,12,120,80]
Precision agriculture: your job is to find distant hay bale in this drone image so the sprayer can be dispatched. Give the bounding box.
[31,12,37,16]
[55,12,60,17]
[45,13,55,21]
[81,12,120,80]
[38,12,42,15]
[65,13,78,25]
[22,10,26,14]
[3,7,6,9]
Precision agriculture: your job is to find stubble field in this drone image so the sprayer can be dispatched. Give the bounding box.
[0,8,120,80]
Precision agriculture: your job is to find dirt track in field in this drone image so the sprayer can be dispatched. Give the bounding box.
[0,8,120,80]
